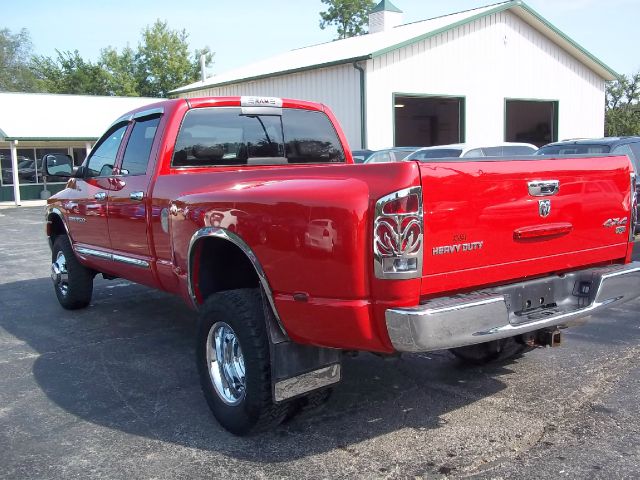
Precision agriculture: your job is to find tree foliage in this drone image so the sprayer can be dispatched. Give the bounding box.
[3,20,213,97]
[0,28,40,92]
[31,50,107,95]
[605,72,640,136]
[135,20,213,98]
[319,0,376,39]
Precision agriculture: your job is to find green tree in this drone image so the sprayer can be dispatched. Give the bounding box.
[31,50,108,95]
[99,46,138,96]
[135,20,213,97]
[605,72,640,136]
[0,27,40,92]
[319,0,376,39]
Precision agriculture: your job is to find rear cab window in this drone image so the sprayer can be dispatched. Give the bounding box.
[172,107,345,167]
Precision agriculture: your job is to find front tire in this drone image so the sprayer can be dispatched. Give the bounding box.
[196,289,290,435]
[51,235,93,309]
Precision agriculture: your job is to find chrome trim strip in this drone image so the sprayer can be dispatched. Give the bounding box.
[373,186,423,280]
[112,254,150,268]
[76,247,112,260]
[386,262,640,352]
[187,227,287,334]
[274,364,341,402]
[75,247,149,268]
[133,107,164,120]
[528,180,560,197]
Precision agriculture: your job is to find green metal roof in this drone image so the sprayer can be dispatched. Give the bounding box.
[371,0,403,14]
[172,0,618,94]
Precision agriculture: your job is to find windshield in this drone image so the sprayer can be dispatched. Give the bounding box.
[407,149,463,160]
[536,144,611,155]
[18,160,34,168]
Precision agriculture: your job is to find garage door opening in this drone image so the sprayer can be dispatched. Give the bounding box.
[394,95,464,147]
[505,100,558,147]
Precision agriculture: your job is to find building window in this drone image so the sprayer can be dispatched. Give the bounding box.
[72,148,88,167]
[394,95,466,147]
[0,146,87,187]
[0,149,11,186]
[505,100,558,147]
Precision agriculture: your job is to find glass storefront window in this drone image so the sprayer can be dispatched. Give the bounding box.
[36,148,69,183]
[0,149,12,186]
[0,145,92,187]
[17,148,37,184]
[72,148,88,167]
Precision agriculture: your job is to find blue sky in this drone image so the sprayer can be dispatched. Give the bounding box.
[4,0,639,77]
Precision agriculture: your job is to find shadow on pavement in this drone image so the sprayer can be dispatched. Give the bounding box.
[1,276,524,462]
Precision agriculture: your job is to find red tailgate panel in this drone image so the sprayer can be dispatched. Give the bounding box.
[418,156,632,296]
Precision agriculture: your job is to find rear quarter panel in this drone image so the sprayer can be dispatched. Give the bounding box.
[154,162,422,352]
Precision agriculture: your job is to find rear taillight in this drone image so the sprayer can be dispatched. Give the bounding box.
[631,172,638,241]
[374,186,423,279]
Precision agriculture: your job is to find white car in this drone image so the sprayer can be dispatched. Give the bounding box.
[406,142,538,160]
[304,219,337,252]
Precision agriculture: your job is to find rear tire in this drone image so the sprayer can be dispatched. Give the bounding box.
[51,235,93,310]
[449,337,534,365]
[285,387,333,422]
[196,288,290,435]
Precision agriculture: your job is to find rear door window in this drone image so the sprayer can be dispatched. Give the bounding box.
[120,115,161,176]
[173,107,345,167]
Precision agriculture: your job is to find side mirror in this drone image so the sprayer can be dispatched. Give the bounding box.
[43,153,73,177]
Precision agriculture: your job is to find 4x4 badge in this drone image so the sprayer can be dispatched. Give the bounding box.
[539,200,551,218]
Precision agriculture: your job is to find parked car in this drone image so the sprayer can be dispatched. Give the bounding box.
[351,149,374,163]
[0,155,37,184]
[406,142,538,160]
[536,137,640,169]
[536,137,640,235]
[45,96,639,436]
[364,146,421,163]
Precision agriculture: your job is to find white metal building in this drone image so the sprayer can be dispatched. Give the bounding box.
[0,93,159,204]
[171,0,617,151]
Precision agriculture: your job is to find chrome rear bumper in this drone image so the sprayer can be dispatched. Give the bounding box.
[386,262,640,352]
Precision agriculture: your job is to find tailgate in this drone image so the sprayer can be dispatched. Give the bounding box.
[418,155,633,295]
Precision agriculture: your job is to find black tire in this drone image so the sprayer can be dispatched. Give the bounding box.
[51,235,93,310]
[449,337,534,365]
[196,288,290,435]
[285,387,333,422]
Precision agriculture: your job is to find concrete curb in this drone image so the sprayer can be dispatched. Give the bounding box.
[0,200,47,209]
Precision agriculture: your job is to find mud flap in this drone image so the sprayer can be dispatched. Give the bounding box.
[261,290,342,403]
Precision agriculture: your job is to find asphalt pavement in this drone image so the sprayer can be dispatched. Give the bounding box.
[1,206,639,479]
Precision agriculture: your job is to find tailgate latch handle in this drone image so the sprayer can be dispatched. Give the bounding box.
[528,180,559,197]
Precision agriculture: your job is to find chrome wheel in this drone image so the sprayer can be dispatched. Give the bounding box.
[51,251,69,297]
[206,322,246,405]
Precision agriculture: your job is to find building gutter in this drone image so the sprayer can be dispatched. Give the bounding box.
[352,62,367,149]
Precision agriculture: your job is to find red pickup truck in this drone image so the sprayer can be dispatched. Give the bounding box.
[44,96,640,435]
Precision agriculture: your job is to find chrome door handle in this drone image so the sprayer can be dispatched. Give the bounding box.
[94,192,107,201]
[528,180,559,197]
[129,191,144,201]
